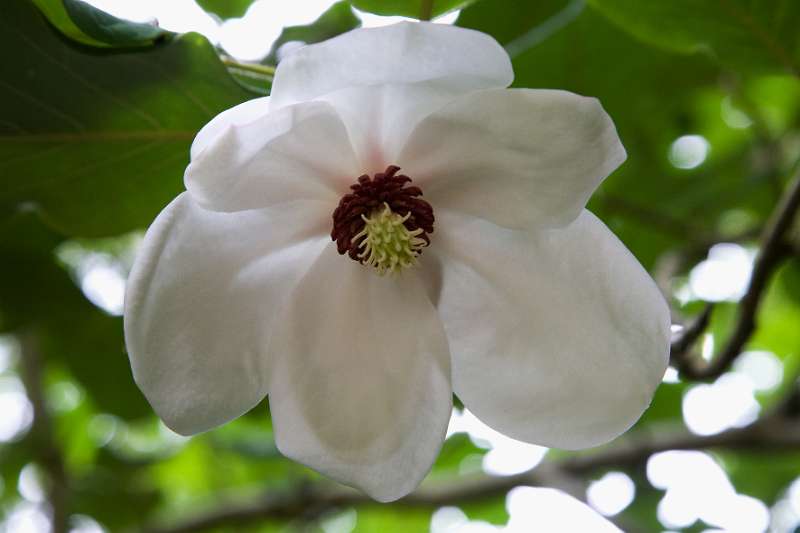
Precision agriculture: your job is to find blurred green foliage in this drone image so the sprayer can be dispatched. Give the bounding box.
[588,0,800,75]
[1,0,800,531]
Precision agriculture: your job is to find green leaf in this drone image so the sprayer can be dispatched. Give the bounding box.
[348,0,475,19]
[196,0,255,19]
[32,0,168,47]
[62,0,167,46]
[265,1,361,64]
[587,0,800,75]
[0,0,253,237]
[30,0,106,46]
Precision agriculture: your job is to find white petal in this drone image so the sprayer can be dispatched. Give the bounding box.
[124,193,330,435]
[190,96,270,160]
[184,101,359,212]
[322,83,462,173]
[426,210,670,449]
[268,247,452,501]
[400,89,626,229]
[270,22,512,109]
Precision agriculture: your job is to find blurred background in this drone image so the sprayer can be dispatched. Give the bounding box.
[2,0,800,531]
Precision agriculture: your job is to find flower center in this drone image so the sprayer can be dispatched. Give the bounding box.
[352,203,428,274]
[331,165,434,275]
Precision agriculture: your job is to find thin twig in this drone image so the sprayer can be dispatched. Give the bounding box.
[19,330,69,533]
[674,170,800,380]
[220,56,276,77]
[670,303,714,361]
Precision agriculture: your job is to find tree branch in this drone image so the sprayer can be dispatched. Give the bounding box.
[673,170,800,380]
[563,410,800,474]
[145,407,800,533]
[670,303,714,361]
[19,330,69,533]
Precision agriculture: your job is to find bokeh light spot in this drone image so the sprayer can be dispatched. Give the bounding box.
[668,134,710,169]
[587,471,636,516]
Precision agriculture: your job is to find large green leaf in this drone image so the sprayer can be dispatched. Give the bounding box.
[588,0,800,75]
[0,0,253,237]
[32,0,168,47]
[348,0,475,19]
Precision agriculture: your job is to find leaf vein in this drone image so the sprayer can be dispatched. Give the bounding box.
[0,80,86,132]
[130,55,215,119]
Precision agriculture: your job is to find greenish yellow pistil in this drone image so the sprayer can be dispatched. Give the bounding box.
[352,203,428,275]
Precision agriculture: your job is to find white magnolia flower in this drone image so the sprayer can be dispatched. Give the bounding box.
[124,22,670,501]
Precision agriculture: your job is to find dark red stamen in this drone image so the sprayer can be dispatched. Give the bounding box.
[331,165,435,261]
